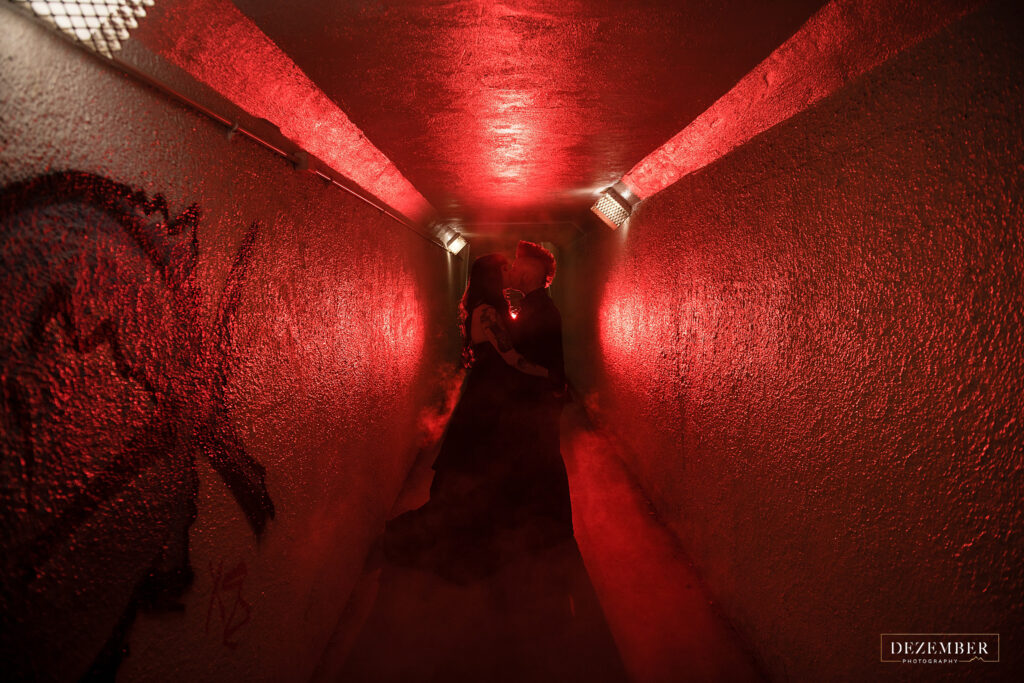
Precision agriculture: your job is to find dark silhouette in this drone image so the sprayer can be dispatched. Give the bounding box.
[502,241,574,547]
[346,246,629,683]
[381,246,571,583]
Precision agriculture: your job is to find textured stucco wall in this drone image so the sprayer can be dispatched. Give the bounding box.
[0,10,457,682]
[561,3,1023,681]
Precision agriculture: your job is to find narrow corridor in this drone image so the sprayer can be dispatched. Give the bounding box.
[313,399,763,682]
[1,0,1021,681]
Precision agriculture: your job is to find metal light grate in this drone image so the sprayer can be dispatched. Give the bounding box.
[446,234,467,255]
[591,180,641,230]
[10,0,154,57]
[432,222,468,255]
[592,191,631,229]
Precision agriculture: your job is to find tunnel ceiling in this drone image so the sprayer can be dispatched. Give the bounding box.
[231,0,826,233]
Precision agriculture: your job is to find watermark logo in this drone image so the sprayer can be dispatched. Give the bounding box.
[881,634,999,663]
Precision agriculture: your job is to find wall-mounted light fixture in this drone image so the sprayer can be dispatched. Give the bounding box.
[8,0,155,57]
[432,222,468,255]
[591,180,641,230]
[593,180,638,231]
[445,233,467,255]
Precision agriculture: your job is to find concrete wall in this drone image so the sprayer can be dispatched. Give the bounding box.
[560,3,1023,681]
[0,10,459,681]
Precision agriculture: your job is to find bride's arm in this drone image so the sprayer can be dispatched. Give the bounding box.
[479,306,549,378]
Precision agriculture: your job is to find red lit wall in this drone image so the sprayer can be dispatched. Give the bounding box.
[0,12,458,682]
[132,0,434,223]
[559,3,1023,680]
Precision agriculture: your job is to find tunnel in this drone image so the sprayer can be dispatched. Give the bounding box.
[1,0,1022,681]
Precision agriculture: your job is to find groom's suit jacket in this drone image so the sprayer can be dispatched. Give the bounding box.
[508,287,573,535]
[511,287,566,399]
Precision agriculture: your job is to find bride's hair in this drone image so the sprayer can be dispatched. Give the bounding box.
[459,253,511,367]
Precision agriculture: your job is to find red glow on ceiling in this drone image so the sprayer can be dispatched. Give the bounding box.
[623,0,979,201]
[134,0,434,223]
[228,0,827,225]
[443,3,585,214]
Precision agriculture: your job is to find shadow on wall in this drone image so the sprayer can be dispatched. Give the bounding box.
[0,171,275,680]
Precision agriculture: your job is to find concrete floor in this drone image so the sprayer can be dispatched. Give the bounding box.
[311,398,764,683]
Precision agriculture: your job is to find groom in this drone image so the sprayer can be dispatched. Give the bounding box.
[505,240,572,542]
[507,241,566,397]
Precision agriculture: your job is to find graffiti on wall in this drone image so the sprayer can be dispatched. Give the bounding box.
[0,171,275,680]
[205,558,252,650]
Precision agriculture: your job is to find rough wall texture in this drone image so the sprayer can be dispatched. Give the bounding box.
[0,11,457,682]
[560,3,1023,681]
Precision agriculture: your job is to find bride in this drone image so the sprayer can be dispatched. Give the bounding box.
[381,252,551,583]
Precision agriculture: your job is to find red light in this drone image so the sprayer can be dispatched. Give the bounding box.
[134,0,433,223]
[434,2,583,217]
[622,0,975,201]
